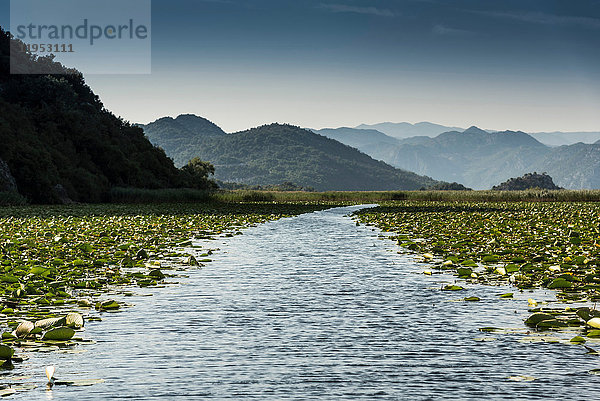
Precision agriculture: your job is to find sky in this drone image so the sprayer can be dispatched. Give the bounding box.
[1,0,600,132]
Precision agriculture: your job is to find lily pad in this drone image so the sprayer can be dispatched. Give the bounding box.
[548,278,572,289]
[442,285,464,291]
[42,327,76,341]
[0,345,14,360]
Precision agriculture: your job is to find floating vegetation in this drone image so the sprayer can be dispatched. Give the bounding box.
[354,201,600,351]
[0,202,330,392]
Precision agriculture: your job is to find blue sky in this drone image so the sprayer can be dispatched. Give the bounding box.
[2,0,600,132]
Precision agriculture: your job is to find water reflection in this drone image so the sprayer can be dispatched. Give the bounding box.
[10,206,600,400]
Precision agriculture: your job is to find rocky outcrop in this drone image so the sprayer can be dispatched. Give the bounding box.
[492,172,562,191]
[0,158,17,192]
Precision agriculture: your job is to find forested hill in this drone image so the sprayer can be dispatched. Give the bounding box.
[139,114,225,163]
[143,120,440,191]
[0,28,210,203]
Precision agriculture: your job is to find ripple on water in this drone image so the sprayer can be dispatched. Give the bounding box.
[10,206,600,400]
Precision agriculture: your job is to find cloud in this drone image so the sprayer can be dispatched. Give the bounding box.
[319,3,397,17]
[475,10,600,30]
[432,24,473,36]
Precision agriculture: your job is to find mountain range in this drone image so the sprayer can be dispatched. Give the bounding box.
[141,116,440,191]
[353,122,600,146]
[314,126,600,189]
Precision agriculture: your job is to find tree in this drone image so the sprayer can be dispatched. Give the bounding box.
[181,157,217,189]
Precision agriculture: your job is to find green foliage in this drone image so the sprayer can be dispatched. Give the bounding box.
[354,200,600,294]
[143,120,439,191]
[0,28,213,204]
[492,172,562,191]
[0,191,26,206]
[181,157,217,190]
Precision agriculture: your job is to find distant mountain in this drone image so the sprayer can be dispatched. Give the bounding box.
[326,125,600,190]
[356,122,464,139]
[142,120,440,191]
[313,127,400,157]
[0,28,208,203]
[529,132,600,147]
[492,172,562,191]
[534,143,600,189]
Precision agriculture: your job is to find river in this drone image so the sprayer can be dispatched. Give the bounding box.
[9,206,599,399]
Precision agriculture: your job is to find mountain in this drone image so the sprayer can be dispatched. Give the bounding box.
[356,122,464,139]
[327,125,600,190]
[534,143,600,189]
[529,132,600,147]
[492,172,562,191]
[313,127,401,158]
[0,28,212,203]
[142,120,440,191]
[140,114,225,165]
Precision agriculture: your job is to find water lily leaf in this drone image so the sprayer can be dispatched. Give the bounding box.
[570,335,586,344]
[524,313,554,327]
[548,278,572,289]
[29,266,47,275]
[499,293,513,298]
[483,255,499,263]
[2,332,16,340]
[464,296,480,302]
[442,285,464,291]
[42,327,76,341]
[0,345,14,360]
[148,269,165,280]
[586,330,600,338]
[96,300,120,310]
[457,268,472,277]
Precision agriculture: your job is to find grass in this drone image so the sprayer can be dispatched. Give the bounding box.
[4,188,600,206]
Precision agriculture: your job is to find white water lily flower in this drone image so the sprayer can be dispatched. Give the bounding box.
[46,366,55,382]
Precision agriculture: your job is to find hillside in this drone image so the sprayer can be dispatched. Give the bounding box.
[140,114,226,165]
[142,120,440,191]
[0,28,212,203]
[314,127,400,153]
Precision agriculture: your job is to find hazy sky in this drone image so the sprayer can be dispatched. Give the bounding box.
[2,0,600,132]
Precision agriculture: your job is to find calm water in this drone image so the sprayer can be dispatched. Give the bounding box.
[9,206,600,400]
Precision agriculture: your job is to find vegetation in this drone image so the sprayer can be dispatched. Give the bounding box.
[422,182,472,191]
[139,114,226,163]
[142,119,440,191]
[0,202,330,371]
[354,201,600,342]
[216,181,315,192]
[492,172,562,191]
[0,29,215,204]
